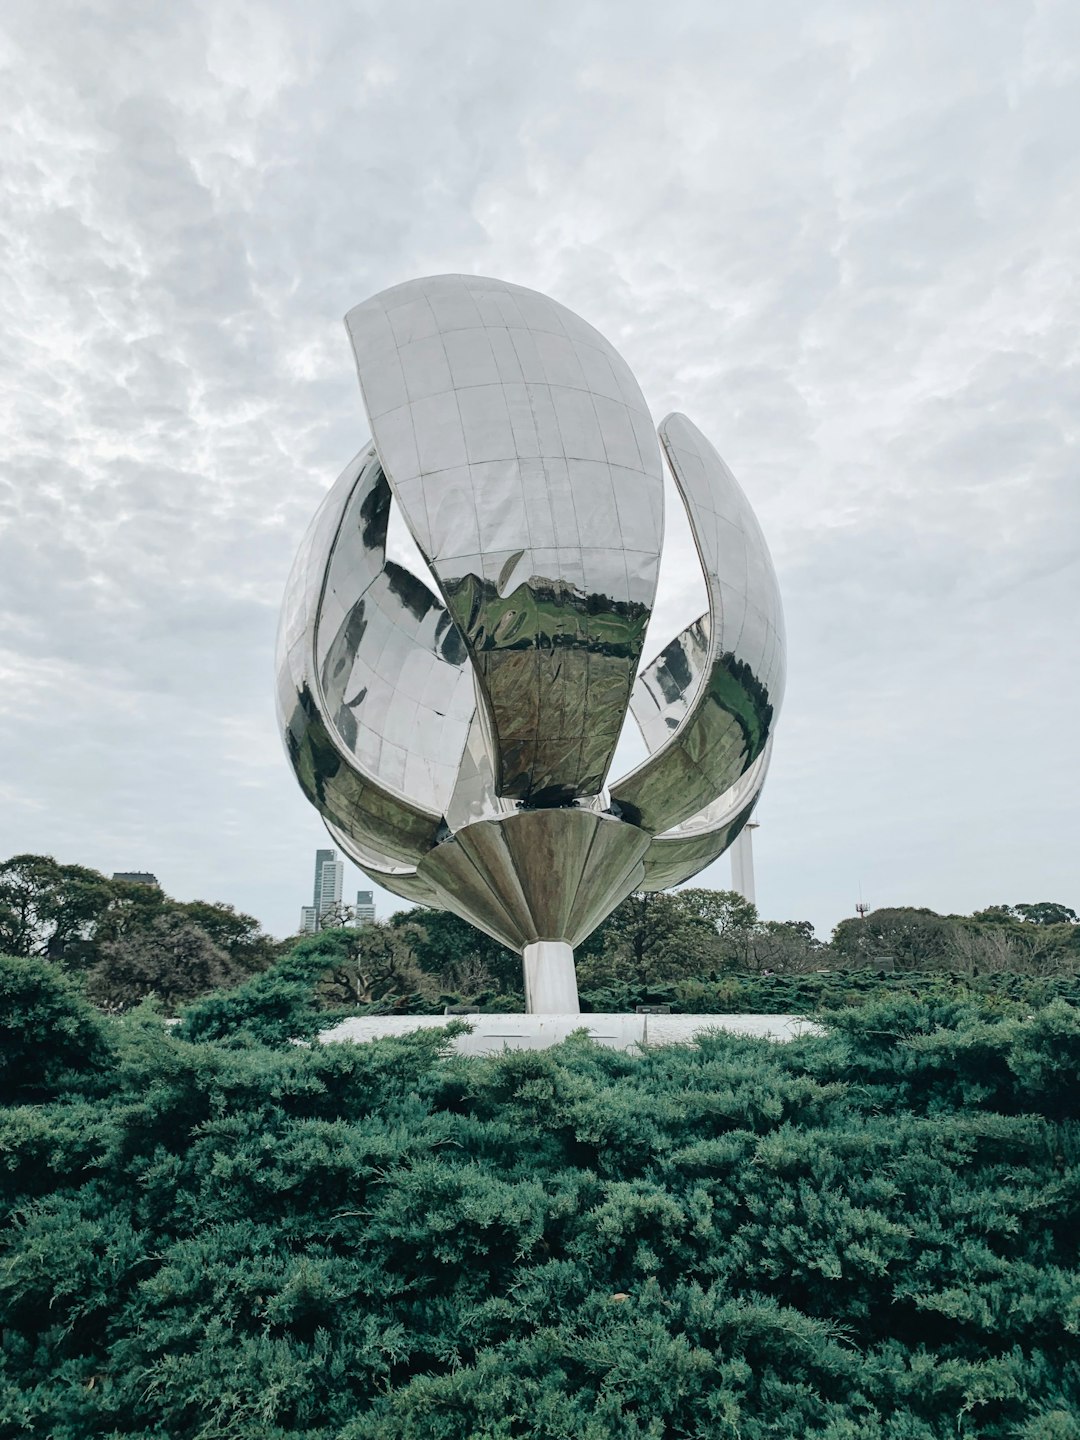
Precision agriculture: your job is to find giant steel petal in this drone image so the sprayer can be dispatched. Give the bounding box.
[637,740,774,891]
[610,413,786,835]
[275,444,475,868]
[344,273,665,808]
[322,818,442,907]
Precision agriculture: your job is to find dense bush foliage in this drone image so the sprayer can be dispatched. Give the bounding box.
[2,953,1079,1437]
[621,969,1080,1017]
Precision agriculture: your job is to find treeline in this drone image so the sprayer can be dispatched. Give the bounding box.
[0,855,283,1011]
[2,948,1079,1436]
[3,852,1077,1015]
[381,892,1080,1015]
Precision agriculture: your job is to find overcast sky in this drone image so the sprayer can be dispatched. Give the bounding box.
[2,0,1077,940]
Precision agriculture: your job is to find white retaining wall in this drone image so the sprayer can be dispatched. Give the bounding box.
[317,1013,821,1055]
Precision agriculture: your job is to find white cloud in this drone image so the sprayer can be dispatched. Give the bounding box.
[0,0,1076,938]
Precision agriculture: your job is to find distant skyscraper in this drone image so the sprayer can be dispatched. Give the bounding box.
[300,848,344,932]
[316,852,343,914]
[354,890,375,926]
[112,871,159,887]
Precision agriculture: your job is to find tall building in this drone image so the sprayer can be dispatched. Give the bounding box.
[112,871,159,887]
[299,848,344,933]
[315,850,343,914]
[354,889,375,926]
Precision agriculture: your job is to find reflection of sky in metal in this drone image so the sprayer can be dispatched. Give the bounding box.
[316,455,474,816]
[276,275,786,952]
[345,274,664,806]
[612,413,786,840]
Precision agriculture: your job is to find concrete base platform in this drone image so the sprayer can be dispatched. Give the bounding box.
[318,1013,820,1054]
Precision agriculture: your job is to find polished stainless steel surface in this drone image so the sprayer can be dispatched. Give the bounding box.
[323,818,442,908]
[416,809,650,955]
[276,277,786,1011]
[344,274,664,806]
[276,447,451,868]
[638,742,773,892]
[315,444,476,816]
[610,413,785,835]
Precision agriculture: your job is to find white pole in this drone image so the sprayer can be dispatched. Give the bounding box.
[731,824,758,906]
[522,941,580,1014]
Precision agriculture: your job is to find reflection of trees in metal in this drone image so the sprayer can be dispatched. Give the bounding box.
[276,275,786,1010]
[440,570,652,804]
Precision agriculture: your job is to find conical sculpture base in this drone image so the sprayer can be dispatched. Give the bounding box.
[415,809,651,1013]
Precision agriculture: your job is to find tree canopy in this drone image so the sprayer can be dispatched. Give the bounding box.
[0,855,282,1010]
[3,851,1077,1014]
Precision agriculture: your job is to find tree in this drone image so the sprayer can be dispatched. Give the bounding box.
[831,906,959,971]
[86,913,249,1013]
[729,918,824,974]
[944,922,1040,976]
[964,903,1079,975]
[971,904,1020,926]
[316,921,436,1007]
[169,899,283,973]
[576,889,767,993]
[577,891,692,992]
[0,853,282,1009]
[670,887,759,937]
[390,907,521,995]
[313,900,356,931]
[1014,902,1079,927]
[0,854,116,962]
[91,875,169,945]
[0,954,113,1097]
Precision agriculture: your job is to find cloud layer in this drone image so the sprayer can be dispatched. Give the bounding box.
[1,0,1077,937]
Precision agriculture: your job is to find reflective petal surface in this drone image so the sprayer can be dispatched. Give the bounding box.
[275,445,472,866]
[315,445,475,815]
[610,413,785,834]
[345,274,665,806]
[321,818,442,908]
[638,740,774,891]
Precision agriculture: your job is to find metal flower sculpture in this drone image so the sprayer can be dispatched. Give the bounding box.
[277,275,785,1012]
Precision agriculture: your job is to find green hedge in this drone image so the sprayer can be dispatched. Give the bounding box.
[575,968,1080,1016]
[1,955,1079,1437]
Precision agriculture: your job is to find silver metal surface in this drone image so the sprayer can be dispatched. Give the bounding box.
[277,277,786,1011]
[276,447,454,868]
[416,808,651,955]
[322,818,442,907]
[730,821,758,905]
[610,413,785,835]
[638,741,773,892]
[345,274,664,806]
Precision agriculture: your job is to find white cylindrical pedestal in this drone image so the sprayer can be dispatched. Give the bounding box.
[522,940,579,1014]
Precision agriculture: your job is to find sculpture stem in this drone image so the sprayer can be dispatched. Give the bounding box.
[522,941,579,1015]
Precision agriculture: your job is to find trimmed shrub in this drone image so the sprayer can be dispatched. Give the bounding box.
[0,955,113,1099]
[1,981,1078,1436]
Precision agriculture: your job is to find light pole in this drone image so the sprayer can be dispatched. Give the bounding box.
[731,822,759,906]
